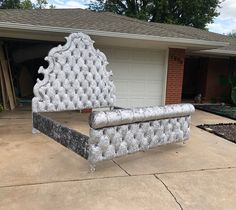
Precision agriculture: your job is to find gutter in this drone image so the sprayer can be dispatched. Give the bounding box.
[196,49,236,56]
[0,22,229,48]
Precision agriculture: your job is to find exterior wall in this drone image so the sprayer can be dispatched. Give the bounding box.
[165,48,186,104]
[205,57,232,102]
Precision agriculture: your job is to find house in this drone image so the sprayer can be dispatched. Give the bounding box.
[0,9,235,109]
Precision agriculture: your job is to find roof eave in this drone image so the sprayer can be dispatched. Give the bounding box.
[194,49,236,57]
[0,21,229,49]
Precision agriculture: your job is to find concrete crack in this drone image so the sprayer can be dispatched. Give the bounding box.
[112,160,131,176]
[154,174,183,210]
[0,175,128,189]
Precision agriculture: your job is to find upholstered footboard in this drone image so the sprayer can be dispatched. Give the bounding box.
[87,104,195,169]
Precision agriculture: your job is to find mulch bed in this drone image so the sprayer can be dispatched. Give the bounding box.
[198,123,236,143]
[195,104,236,121]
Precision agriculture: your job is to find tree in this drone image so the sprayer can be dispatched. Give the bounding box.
[34,0,47,9]
[49,4,55,9]
[89,0,221,29]
[20,0,33,9]
[0,0,21,8]
[228,32,236,38]
[0,0,55,9]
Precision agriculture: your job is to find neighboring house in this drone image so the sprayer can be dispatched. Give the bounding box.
[0,9,235,108]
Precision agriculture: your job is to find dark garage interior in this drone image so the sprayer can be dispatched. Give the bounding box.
[0,38,62,110]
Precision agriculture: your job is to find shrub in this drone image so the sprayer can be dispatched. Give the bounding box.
[231,87,236,105]
[219,75,236,105]
[0,104,3,112]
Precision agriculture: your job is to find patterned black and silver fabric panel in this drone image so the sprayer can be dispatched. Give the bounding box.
[33,112,89,159]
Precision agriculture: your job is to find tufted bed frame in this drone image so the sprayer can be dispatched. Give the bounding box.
[32,32,195,171]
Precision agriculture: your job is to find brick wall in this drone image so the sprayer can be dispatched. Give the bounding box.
[165,48,186,104]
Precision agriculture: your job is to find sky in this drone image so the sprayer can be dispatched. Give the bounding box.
[208,0,236,34]
[46,0,236,35]
[47,0,89,9]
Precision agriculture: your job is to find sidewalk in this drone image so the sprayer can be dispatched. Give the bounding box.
[0,109,236,210]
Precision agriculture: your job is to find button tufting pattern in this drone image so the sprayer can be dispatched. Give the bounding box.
[31,32,195,170]
[88,104,194,163]
[88,115,192,163]
[32,32,116,112]
[89,103,195,129]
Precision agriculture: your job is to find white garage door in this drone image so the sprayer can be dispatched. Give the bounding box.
[101,47,166,108]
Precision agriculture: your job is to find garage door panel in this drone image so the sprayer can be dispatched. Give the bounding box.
[105,48,131,61]
[100,47,166,107]
[117,81,163,98]
[108,62,131,79]
[130,63,164,79]
[130,51,165,65]
[105,48,165,65]
[116,97,163,108]
[145,81,163,97]
[115,80,146,97]
[110,62,164,81]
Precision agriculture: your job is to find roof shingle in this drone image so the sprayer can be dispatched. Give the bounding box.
[0,9,236,52]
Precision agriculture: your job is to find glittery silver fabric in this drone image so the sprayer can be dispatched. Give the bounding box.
[32,32,116,113]
[32,32,195,169]
[89,104,195,129]
[88,104,194,163]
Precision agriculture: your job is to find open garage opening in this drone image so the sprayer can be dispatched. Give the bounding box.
[0,38,61,110]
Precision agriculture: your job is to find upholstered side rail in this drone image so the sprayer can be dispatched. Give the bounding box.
[33,112,89,159]
[89,104,195,129]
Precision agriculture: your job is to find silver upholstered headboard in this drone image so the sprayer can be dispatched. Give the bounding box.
[32,32,116,112]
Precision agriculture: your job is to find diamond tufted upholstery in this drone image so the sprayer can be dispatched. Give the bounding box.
[89,104,195,129]
[32,32,195,170]
[88,104,194,163]
[32,33,116,113]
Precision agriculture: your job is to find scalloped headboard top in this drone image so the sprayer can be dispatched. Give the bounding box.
[32,32,116,112]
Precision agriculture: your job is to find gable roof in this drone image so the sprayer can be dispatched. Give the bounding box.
[0,8,235,54]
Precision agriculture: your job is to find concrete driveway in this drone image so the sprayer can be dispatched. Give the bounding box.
[0,109,236,210]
